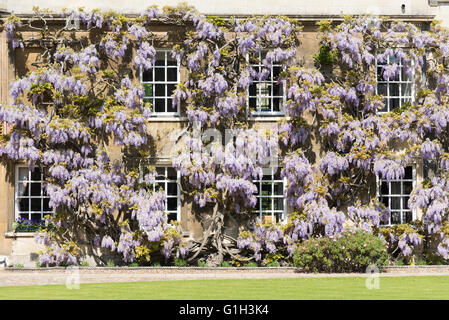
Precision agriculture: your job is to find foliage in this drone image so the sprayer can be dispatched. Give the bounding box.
[1,5,191,267]
[245,261,258,267]
[197,260,207,267]
[13,217,44,233]
[220,261,232,267]
[3,4,449,267]
[377,223,424,263]
[106,260,116,267]
[293,229,389,273]
[174,258,187,267]
[313,44,335,65]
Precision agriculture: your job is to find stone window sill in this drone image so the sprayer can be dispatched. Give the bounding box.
[5,232,37,238]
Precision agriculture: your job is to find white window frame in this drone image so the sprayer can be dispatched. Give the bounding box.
[377,165,416,226]
[253,167,287,224]
[140,49,181,117]
[15,166,53,223]
[151,166,181,222]
[376,53,415,113]
[247,51,286,117]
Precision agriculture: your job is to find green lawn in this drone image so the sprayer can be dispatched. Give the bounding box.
[0,276,448,299]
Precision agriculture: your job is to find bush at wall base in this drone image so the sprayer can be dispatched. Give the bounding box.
[293,229,389,273]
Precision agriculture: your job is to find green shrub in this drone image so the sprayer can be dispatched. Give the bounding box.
[152,262,161,267]
[313,44,335,65]
[220,261,232,267]
[197,260,207,267]
[395,259,404,266]
[128,262,139,267]
[80,261,90,267]
[106,259,115,267]
[14,264,24,268]
[415,259,427,265]
[293,229,389,273]
[174,258,187,267]
[265,261,280,267]
[245,261,258,267]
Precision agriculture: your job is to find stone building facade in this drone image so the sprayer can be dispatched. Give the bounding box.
[0,0,446,266]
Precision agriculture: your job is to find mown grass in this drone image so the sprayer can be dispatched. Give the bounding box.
[0,276,448,300]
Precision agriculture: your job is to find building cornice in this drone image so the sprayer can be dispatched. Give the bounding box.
[0,12,436,23]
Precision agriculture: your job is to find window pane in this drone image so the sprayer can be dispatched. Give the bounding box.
[155,84,165,97]
[155,51,166,66]
[403,197,410,210]
[18,182,29,197]
[155,68,165,81]
[262,198,272,211]
[273,169,281,180]
[401,83,412,96]
[155,167,165,177]
[273,66,281,79]
[391,211,401,224]
[274,198,283,210]
[391,182,401,194]
[167,212,177,223]
[249,98,257,108]
[274,212,283,223]
[31,168,41,181]
[402,70,412,82]
[390,84,399,97]
[155,182,165,192]
[167,68,177,82]
[254,183,260,195]
[377,67,384,81]
[167,197,177,211]
[403,211,413,223]
[391,197,401,210]
[167,84,176,96]
[404,166,413,179]
[30,213,42,224]
[167,167,177,179]
[380,99,388,112]
[167,182,177,196]
[18,168,29,181]
[43,198,51,211]
[19,198,29,211]
[377,83,387,96]
[143,83,153,97]
[389,98,400,110]
[142,70,153,82]
[31,183,41,196]
[262,183,271,195]
[381,182,389,195]
[273,98,281,112]
[167,99,175,113]
[249,84,257,96]
[167,53,177,66]
[381,196,389,208]
[273,83,283,97]
[154,99,165,112]
[31,198,41,211]
[403,182,413,195]
[273,183,283,195]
